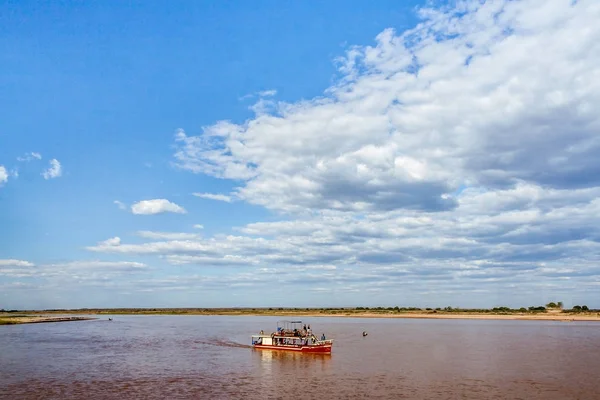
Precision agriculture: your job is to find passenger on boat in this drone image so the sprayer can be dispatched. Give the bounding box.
[321,333,326,340]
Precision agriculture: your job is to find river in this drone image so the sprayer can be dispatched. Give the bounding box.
[1,315,599,399]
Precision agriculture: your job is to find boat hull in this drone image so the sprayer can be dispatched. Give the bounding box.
[253,344,332,354]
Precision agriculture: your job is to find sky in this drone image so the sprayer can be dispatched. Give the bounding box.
[1,0,600,310]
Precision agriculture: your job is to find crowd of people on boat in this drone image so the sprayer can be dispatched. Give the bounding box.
[275,324,315,337]
[263,323,328,345]
[272,334,327,346]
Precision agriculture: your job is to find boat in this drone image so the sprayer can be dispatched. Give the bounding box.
[251,320,333,354]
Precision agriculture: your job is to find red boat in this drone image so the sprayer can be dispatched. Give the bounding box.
[252,320,333,354]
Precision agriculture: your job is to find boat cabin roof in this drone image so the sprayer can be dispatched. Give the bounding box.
[277,320,305,330]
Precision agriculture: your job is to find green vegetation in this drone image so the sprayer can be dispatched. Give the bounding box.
[571,305,589,312]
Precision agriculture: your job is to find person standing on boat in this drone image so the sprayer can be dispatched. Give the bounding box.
[321,333,326,340]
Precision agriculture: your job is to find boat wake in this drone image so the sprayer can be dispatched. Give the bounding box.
[195,338,252,349]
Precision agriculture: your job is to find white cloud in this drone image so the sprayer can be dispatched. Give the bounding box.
[166,0,600,305]
[0,259,35,267]
[0,166,7,186]
[193,224,204,229]
[174,0,600,214]
[137,231,201,240]
[130,199,187,215]
[18,0,600,307]
[17,152,42,162]
[258,89,277,97]
[114,200,126,210]
[239,89,278,101]
[0,259,36,278]
[99,237,121,246]
[42,159,62,179]
[192,192,233,203]
[1,259,148,285]
[48,260,147,270]
[163,254,256,266]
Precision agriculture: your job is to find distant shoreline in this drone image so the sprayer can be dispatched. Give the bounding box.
[3,309,599,323]
[0,315,96,325]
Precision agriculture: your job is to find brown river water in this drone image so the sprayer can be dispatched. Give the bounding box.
[1,316,599,399]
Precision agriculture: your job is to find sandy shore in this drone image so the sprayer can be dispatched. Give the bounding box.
[11,309,600,322]
[302,312,600,321]
[0,315,97,325]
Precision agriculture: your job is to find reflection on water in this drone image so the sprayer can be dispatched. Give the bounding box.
[254,348,331,378]
[1,316,599,399]
[255,348,331,362]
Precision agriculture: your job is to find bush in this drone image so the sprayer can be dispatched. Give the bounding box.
[528,306,546,311]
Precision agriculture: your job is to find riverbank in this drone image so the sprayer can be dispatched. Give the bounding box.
[6,308,600,322]
[0,315,97,325]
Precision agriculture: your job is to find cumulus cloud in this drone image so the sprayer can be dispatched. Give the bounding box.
[42,159,62,179]
[0,166,7,186]
[174,0,600,214]
[193,224,204,229]
[192,192,233,202]
[131,199,187,215]
[75,1,600,306]
[159,0,600,305]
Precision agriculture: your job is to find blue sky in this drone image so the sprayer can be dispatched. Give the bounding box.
[2,0,600,309]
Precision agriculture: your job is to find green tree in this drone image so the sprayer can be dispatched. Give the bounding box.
[557,301,563,309]
[546,302,557,309]
[582,305,589,311]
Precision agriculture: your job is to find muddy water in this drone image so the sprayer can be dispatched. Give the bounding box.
[1,316,599,399]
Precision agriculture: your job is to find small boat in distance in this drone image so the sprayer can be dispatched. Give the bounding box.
[252,320,333,354]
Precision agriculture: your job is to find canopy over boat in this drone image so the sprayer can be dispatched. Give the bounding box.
[252,320,332,354]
